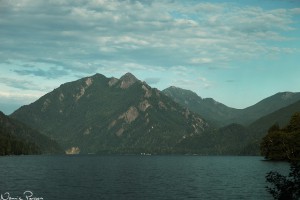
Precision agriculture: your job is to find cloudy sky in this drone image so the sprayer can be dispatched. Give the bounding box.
[1,0,300,114]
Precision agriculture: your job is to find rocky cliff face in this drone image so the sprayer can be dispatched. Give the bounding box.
[11,73,209,154]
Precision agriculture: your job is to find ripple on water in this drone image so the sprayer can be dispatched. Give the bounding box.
[0,155,289,200]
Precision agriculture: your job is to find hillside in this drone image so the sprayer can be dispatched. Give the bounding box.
[11,73,209,154]
[0,111,62,155]
[175,123,249,155]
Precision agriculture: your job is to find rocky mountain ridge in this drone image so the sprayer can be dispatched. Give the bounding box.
[11,73,209,154]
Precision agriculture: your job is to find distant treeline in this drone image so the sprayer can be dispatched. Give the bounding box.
[0,111,63,156]
[0,131,40,155]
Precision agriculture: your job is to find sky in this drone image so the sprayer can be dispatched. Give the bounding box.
[1,0,300,114]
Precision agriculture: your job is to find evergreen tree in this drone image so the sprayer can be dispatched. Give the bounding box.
[266,162,300,200]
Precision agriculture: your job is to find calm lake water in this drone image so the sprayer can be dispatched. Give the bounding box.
[0,155,289,200]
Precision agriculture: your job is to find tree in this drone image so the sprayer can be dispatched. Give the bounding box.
[286,112,300,132]
[261,130,290,160]
[260,113,300,161]
[266,162,300,200]
[268,123,280,133]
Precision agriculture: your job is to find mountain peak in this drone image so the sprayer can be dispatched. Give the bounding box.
[169,86,179,89]
[119,72,138,89]
[280,92,295,100]
[120,72,137,80]
[91,73,106,79]
[164,86,202,99]
[166,86,184,91]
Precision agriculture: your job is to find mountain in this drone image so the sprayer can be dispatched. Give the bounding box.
[163,86,238,127]
[0,111,62,155]
[236,92,300,125]
[163,87,300,126]
[11,73,209,154]
[175,100,300,155]
[249,99,300,140]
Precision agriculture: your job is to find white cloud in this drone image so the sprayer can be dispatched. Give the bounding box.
[290,8,300,15]
[190,58,213,64]
[0,91,41,101]
[2,2,298,56]
[198,76,213,89]
[0,0,299,89]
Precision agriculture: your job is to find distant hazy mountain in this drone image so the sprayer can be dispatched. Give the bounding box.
[163,86,238,127]
[11,73,209,154]
[0,111,62,155]
[249,99,300,139]
[163,87,300,126]
[237,92,300,125]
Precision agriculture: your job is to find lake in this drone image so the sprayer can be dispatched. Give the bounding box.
[0,155,289,200]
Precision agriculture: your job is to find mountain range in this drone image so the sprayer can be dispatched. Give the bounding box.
[175,98,300,155]
[164,87,300,155]
[4,72,300,155]
[11,73,208,154]
[163,86,300,127]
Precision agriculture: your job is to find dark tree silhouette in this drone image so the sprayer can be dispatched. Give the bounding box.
[266,162,300,200]
[261,112,300,161]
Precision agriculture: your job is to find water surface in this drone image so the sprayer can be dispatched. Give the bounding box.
[0,155,288,200]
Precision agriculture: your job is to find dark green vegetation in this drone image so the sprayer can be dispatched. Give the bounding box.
[175,123,251,155]
[261,113,300,161]
[0,111,62,155]
[11,73,208,154]
[266,162,300,200]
